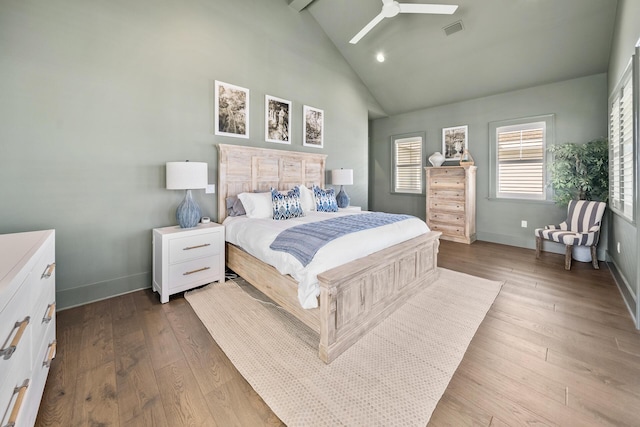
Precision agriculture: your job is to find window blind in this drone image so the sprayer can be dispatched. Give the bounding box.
[394,137,422,193]
[496,123,545,199]
[609,64,634,220]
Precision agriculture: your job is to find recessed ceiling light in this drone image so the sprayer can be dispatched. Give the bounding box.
[376,53,385,62]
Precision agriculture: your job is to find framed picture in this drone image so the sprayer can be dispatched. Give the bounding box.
[265,95,291,144]
[442,125,468,160]
[303,105,324,148]
[215,80,249,139]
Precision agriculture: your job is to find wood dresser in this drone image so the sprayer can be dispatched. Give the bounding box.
[425,166,477,244]
[0,230,56,427]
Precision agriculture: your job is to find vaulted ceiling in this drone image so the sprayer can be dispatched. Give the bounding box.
[298,0,618,117]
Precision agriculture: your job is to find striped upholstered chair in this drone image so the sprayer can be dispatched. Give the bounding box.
[535,200,606,270]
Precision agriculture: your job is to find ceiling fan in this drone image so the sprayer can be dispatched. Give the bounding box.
[349,0,458,44]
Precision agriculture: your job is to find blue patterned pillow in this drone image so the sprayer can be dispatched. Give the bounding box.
[312,185,338,212]
[271,187,304,220]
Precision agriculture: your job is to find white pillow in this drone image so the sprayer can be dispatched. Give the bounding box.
[298,185,315,212]
[237,192,272,219]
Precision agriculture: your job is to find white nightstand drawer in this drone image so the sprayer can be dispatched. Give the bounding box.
[169,230,222,264]
[167,254,222,290]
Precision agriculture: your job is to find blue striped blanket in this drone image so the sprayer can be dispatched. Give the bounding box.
[269,212,413,267]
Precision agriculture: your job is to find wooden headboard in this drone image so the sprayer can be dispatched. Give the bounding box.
[217,144,327,222]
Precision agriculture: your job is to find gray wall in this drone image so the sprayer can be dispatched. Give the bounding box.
[607,0,640,326]
[370,73,608,252]
[0,0,374,309]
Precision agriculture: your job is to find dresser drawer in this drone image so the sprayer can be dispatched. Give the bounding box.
[428,168,465,178]
[429,199,465,213]
[0,373,31,427]
[21,325,56,427]
[428,211,465,225]
[169,230,222,264]
[429,188,465,201]
[168,254,223,290]
[428,222,466,237]
[0,277,34,388]
[429,176,465,190]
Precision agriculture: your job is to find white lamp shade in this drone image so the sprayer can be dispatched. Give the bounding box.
[166,161,208,190]
[331,169,353,186]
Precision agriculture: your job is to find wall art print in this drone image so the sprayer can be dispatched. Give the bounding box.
[442,125,468,160]
[303,105,324,148]
[215,80,249,139]
[265,95,291,144]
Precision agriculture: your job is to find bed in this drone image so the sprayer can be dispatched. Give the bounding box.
[217,144,441,363]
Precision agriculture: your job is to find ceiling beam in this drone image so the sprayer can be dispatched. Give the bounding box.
[288,0,314,12]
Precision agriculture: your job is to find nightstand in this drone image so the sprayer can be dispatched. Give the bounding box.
[338,206,362,212]
[152,222,225,303]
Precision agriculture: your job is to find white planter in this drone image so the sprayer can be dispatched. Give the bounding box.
[572,245,592,262]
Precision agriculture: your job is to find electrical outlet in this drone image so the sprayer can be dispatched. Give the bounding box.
[521,220,527,228]
[205,184,216,194]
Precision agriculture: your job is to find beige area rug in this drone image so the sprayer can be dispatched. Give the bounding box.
[185,268,503,426]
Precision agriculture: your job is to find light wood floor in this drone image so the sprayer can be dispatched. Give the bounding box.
[36,240,640,426]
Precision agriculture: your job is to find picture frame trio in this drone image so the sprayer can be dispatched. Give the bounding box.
[214,80,324,148]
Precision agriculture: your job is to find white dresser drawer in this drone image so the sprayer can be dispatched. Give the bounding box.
[169,230,222,264]
[168,254,222,290]
[22,325,56,427]
[0,275,34,389]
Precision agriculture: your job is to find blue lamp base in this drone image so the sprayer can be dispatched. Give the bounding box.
[176,189,202,228]
[336,185,350,208]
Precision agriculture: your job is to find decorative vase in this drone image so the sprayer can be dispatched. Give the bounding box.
[429,152,445,167]
[459,149,475,167]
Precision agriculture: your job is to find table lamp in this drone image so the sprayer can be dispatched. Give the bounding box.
[166,161,208,228]
[331,168,353,208]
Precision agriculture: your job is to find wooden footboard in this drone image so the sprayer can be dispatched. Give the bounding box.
[317,231,441,363]
[226,231,441,364]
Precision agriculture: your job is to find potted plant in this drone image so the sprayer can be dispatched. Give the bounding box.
[547,138,608,261]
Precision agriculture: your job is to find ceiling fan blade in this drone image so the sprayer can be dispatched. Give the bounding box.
[398,3,458,14]
[349,12,385,44]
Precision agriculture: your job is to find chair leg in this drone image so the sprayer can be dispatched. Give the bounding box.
[591,246,599,269]
[535,236,542,259]
[565,245,573,270]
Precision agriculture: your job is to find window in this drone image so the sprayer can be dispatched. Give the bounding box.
[392,133,424,194]
[609,55,635,221]
[489,115,554,200]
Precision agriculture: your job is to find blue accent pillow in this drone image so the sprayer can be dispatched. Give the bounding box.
[271,187,304,220]
[312,185,338,212]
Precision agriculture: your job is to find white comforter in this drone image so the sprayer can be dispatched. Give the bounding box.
[223,211,430,309]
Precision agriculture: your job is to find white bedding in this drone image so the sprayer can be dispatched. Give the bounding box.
[223,211,430,309]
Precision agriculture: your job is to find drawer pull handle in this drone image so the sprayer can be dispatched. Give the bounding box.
[183,243,211,251]
[6,379,29,427]
[43,340,57,368]
[183,266,210,276]
[41,262,56,279]
[0,317,30,360]
[43,302,56,324]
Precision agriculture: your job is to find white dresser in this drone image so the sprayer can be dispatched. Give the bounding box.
[152,223,225,303]
[0,230,56,427]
